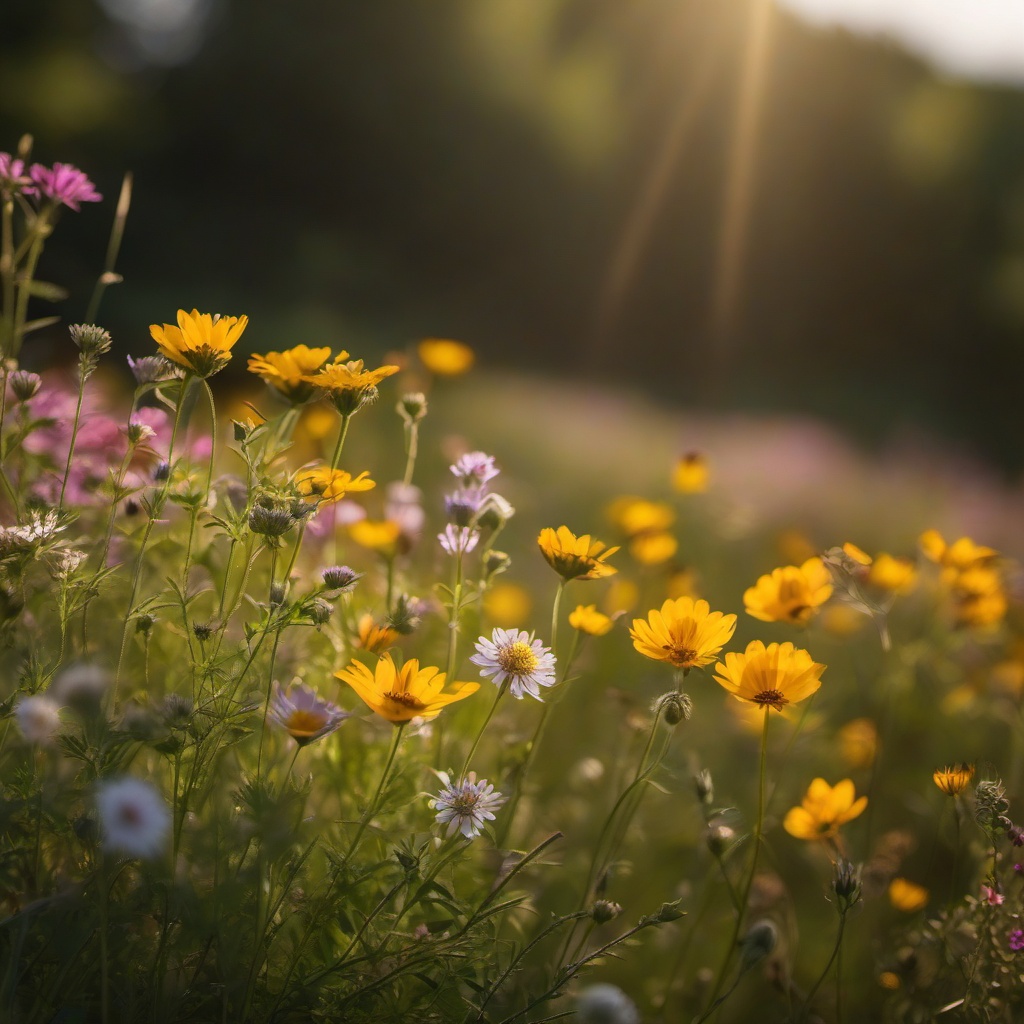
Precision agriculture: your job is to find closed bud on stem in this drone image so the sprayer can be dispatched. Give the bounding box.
[69,324,112,358]
[706,822,736,857]
[397,392,427,424]
[248,504,294,538]
[483,549,512,579]
[8,370,40,402]
[652,691,692,725]
[831,859,862,912]
[309,598,333,625]
[591,899,623,924]
[738,919,778,972]
[269,581,287,607]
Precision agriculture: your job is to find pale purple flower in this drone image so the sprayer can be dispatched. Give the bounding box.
[29,162,102,211]
[450,451,499,487]
[445,486,486,527]
[439,524,479,557]
[386,481,424,543]
[14,695,62,745]
[471,627,557,700]
[268,682,350,746]
[430,771,505,839]
[96,777,171,859]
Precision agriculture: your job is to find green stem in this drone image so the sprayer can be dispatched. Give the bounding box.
[702,707,771,1016]
[10,208,49,358]
[329,411,352,472]
[402,420,419,486]
[84,172,132,325]
[345,722,406,860]
[460,682,507,780]
[801,911,847,1022]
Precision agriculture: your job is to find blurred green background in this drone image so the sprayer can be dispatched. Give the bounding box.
[4,0,1024,471]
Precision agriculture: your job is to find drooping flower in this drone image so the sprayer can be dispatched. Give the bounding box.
[268,682,350,746]
[714,640,825,712]
[336,652,479,723]
[29,162,102,210]
[295,466,375,504]
[538,526,619,581]
[631,597,737,672]
[149,308,249,378]
[743,557,833,626]
[418,337,475,376]
[672,452,709,494]
[569,604,615,637]
[782,778,867,840]
[429,770,505,838]
[438,524,479,556]
[933,762,975,796]
[248,345,338,403]
[14,695,62,744]
[303,358,400,414]
[470,628,557,700]
[888,878,929,912]
[96,777,172,859]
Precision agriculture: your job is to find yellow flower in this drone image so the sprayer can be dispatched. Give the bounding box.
[868,552,917,593]
[953,565,1007,628]
[604,578,640,614]
[149,308,248,378]
[538,526,619,581]
[417,337,474,376]
[336,652,478,723]
[920,529,997,572]
[631,597,737,671]
[629,531,678,566]
[879,972,902,991]
[356,614,399,654]
[350,519,402,555]
[606,496,674,537]
[666,569,700,600]
[841,542,872,566]
[888,878,929,912]
[672,452,709,493]
[743,557,833,626]
[933,762,974,796]
[248,345,339,403]
[569,604,615,637]
[838,718,878,769]
[782,778,867,840]
[295,466,375,504]
[304,358,400,414]
[483,583,532,627]
[714,640,825,712]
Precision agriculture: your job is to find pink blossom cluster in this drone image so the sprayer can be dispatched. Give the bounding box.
[0,153,101,210]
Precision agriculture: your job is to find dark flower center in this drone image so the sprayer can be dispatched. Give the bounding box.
[752,688,789,712]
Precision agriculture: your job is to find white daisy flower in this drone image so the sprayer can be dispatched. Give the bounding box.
[430,771,505,839]
[14,695,62,745]
[470,627,557,700]
[96,777,171,860]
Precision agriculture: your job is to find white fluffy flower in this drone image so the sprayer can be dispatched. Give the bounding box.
[14,695,62,745]
[470,628,557,700]
[96,778,171,860]
[430,771,506,839]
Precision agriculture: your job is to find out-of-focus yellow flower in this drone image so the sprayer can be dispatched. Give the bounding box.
[888,878,929,912]
[483,583,532,627]
[631,597,736,672]
[604,578,639,614]
[714,640,825,712]
[672,452,709,493]
[629,531,678,566]
[295,403,337,443]
[941,683,978,715]
[953,565,1007,627]
[150,308,248,378]
[607,496,674,536]
[991,658,1024,698]
[933,762,974,796]
[538,526,618,581]
[744,557,833,626]
[356,614,399,654]
[248,345,338,403]
[838,718,878,768]
[879,972,902,991]
[417,337,474,376]
[569,604,614,637]
[295,466,375,504]
[304,358,400,414]
[783,778,867,840]
[350,519,402,555]
[820,603,867,637]
[666,568,700,600]
[841,542,872,566]
[920,529,997,573]
[869,553,917,593]
[777,529,818,566]
[336,652,478,723]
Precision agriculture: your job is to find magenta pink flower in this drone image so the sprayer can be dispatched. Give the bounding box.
[0,153,33,193]
[1010,929,1024,952]
[29,162,101,211]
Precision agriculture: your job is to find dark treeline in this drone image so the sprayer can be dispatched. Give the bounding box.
[3,0,1023,470]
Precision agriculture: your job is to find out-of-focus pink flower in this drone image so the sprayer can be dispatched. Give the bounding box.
[982,885,1004,906]
[0,153,33,193]
[29,162,101,211]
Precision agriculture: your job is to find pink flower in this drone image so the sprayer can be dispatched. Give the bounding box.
[0,153,33,193]
[982,885,1004,906]
[29,162,101,211]
[1010,929,1024,952]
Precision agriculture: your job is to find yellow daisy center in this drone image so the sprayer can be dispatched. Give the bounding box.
[384,690,426,710]
[498,641,539,677]
[284,709,328,736]
[753,688,789,711]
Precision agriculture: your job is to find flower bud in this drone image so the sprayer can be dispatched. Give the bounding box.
[831,859,862,912]
[69,323,112,357]
[483,550,512,579]
[269,581,287,607]
[652,691,692,725]
[591,899,623,924]
[248,504,294,538]
[126,421,156,445]
[309,598,333,625]
[397,392,428,424]
[474,493,515,531]
[128,354,175,384]
[135,613,156,635]
[322,565,362,593]
[192,622,213,642]
[706,823,736,857]
[153,461,171,482]
[738,919,778,971]
[8,370,41,402]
